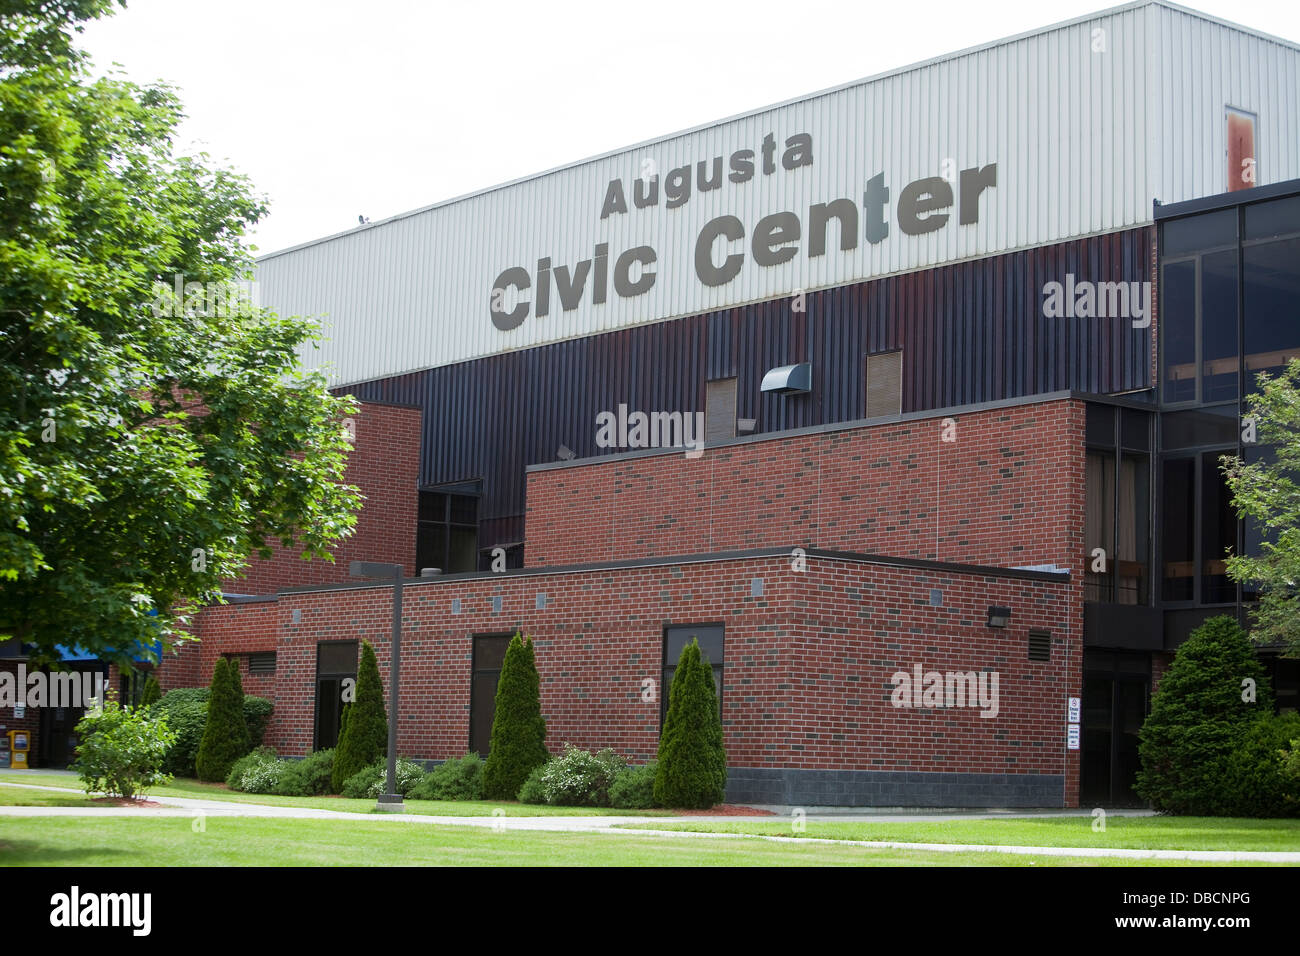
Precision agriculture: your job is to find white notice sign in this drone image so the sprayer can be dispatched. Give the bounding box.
[1067,697,1080,724]
[1067,725,1080,750]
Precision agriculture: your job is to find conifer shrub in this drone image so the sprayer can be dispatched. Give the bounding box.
[195,658,250,782]
[330,640,388,792]
[654,638,726,809]
[481,632,549,800]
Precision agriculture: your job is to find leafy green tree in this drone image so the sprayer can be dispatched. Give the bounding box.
[331,640,387,792]
[1136,616,1273,815]
[0,0,361,670]
[482,632,548,800]
[139,673,162,708]
[195,657,248,781]
[1221,358,1300,656]
[654,638,726,809]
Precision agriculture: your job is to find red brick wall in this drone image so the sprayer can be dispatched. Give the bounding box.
[192,550,1080,803]
[0,660,41,763]
[224,401,422,596]
[525,398,1086,573]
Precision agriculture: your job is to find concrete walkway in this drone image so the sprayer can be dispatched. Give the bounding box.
[3,780,1297,862]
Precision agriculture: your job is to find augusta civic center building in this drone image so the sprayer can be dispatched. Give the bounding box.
[17,0,1300,808]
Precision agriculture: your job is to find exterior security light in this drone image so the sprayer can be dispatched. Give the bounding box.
[986,606,1012,628]
[760,362,812,396]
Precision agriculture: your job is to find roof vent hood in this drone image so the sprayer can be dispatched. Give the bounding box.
[760,362,812,396]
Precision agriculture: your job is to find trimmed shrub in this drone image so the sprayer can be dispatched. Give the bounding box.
[654,638,726,809]
[517,764,547,805]
[341,757,425,799]
[243,695,273,748]
[331,641,388,792]
[530,744,624,806]
[610,761,658,809]
[409,753,485,801]
[272,748,336,796]
[139,675,162,708]
[226,747,282,794]
[1218,712,1300,817]
[153,687,272,778]
[196,658,251,782]
[482,632,549,800]
[1136,615,1274,815]
[71,696,176,799]
[155,696,207,777]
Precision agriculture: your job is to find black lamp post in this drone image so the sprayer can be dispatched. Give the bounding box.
[350,560,404,812]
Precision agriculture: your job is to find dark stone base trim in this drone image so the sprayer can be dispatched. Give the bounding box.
[726,767,1065,808]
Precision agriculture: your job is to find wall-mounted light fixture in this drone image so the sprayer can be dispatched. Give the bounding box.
[986,606,1012,628]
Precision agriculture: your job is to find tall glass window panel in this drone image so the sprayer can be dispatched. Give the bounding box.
[1116,454,1150,605]
[1161,259,1196,404]
[1085,451,1116,602]
[1200,454,1237,604]
[1243,236,1300,393]
[1200,249,1239,403]
[1161,458,1196,601]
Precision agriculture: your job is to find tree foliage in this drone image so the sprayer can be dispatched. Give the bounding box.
[481,632,548,800]
[195,657,249,782]
[1221,358,1300,655]
[0,0,361,669]
[331,640,387,792]
[654,638,726,809]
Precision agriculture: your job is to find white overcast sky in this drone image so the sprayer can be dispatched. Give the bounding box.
[77,0,1300,256]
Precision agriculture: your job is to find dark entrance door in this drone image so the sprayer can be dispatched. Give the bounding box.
[36,664,106,768]
[314,641,358,751]
[1080,650,1150,806]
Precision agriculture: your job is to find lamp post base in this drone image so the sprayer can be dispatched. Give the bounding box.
[376,793,405,813]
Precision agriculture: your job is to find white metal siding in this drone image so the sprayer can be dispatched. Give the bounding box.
[256,1,1300,386]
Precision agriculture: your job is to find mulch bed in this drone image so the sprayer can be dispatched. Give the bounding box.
[674,805,774,816]
[91,797,166,808]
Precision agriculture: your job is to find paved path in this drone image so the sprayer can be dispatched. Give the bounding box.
[4,780,1298,862]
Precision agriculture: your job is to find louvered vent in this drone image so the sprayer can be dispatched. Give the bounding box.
[249,652,276,675]
[1028,630,1052,662]
[705,378,737,444]
[865,351,903,417]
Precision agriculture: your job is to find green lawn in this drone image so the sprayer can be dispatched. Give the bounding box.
[0,772,672,817]
[0,788,106,808]
[619,816,1300,852]
[0,816,1262,866]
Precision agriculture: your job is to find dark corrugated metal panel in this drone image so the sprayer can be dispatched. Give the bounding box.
[343,227,1152,544]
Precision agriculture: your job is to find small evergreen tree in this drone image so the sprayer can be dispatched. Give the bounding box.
[1136,615,1273,815]
[139,674,162,709]
[482,632,549,800]
[654,638,727,809]
[331,640,388,792]
[195,657,250,782]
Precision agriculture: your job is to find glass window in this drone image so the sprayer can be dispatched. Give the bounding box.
[1200,249,1238,403]
[1161,405,1238,450]
[417,488,479,573]
[663,625,723,724]
[1244,196,1300,241]
[315,641,358,751]
[1243,237,1300,392]
[1086,404,1115,447]
[1161,259,1197,404]
[1116,453,1150,605]
[1161,458,1196,601]
[1120,408,1151,451]
[1162,209,1237,255]
[1200,454,1236,604]
[1085,450,1115,602]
